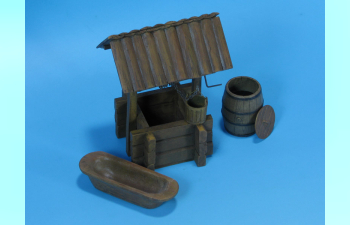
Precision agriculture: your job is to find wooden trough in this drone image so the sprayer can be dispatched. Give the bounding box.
[97,12,233,169]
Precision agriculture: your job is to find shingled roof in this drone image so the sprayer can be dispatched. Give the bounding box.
[97,12,233,93]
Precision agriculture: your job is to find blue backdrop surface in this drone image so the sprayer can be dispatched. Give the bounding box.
[26,0,325,224]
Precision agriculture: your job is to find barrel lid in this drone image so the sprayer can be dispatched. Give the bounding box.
[255,105,275,139]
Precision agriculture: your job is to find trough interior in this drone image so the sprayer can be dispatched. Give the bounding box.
[93,156,168,193]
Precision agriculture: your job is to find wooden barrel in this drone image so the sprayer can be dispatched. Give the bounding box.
[222,76,264,136]
[185,95,208,125]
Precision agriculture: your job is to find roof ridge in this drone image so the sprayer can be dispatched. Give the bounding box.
[97,12,219,49]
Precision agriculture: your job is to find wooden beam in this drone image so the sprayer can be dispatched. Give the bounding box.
[194,124,207,167]
[192,77,202,93]
[126,92,137,156]
[144,133,156,170]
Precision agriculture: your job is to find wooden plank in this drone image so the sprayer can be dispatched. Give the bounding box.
[110,40,133,93]
[141,32,168,87]
[131,35,156,89]
[200,18,223,73]
[211,16,233,70]
[194,151,206,167]
[144,133,156,170]
[121,37,145,91]
[176,24,201,79]
[126,92,137,156]
[207,142,213,155]
[131,134,195,158]
[156,146,194,168]
[153,29,177,83]
[114,83,191,113]
[165,26,188,81]
[192,77,202,93]
[116,125,126,139]
[195,125,207,155]
[188,21,212,76]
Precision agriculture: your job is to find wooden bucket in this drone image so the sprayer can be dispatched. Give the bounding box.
[222,76,264,136]
[185,95,208,125]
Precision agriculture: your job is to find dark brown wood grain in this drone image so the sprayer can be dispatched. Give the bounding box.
[176,24,201,78]
[222,76,263,136]
[121,37,145,91]
[126,92,137,156]
[110,40,133,93]
[144,133,156,170]
[255,105,275,139]
[79,151,178,209]
[211,16,233,70]
[131,35,156,89]
[200,18,223,72]
[141,32,168,87]
[188,21,212,75]
[165,26,188,81]
[153,29,177,83]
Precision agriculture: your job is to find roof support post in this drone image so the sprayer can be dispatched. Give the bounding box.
[192,77,202,93]
[126,91,137,156]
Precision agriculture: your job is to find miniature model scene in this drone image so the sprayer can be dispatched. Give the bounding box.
[79,12,275,208]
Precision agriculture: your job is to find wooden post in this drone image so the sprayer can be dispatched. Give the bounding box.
[192,77,202,93]
[194,124,207,167]
[126,92,137,156]
[144,132,156,170]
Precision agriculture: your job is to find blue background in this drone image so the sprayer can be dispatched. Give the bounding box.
[26,0,324,224]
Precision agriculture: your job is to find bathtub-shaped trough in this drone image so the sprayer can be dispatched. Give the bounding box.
[79,151,179,209]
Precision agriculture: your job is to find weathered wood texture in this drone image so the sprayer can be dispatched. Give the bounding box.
[194,125,207,167]
[184,95,208,125]
[126,92,137,156]
[144,133,156,170]
[79,151,179,209]
[99,12,233,93]
[222,76,263,136]
[114,83,192,138]
[130,115,213,169]
[255,105,275,139]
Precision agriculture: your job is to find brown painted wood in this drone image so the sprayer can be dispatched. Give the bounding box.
[195,125,207,155]
[165,26,188,81]
[153,29,177,83]
[144,133,156,170]
[255,105,275,139]
[131,115,213,145]
[211,16,233,70]
[79,151,179,209]
[110,40,133,93]
[131,35,156,89]
[176,24,201,79]
[100,13,233,93]
[141,32,168,87]
[192,77,202,92]
[200,18,223,73]
[114,83,192,139]
[121,37,145,91]
[188,21,212,75]
[195,124,207,167]
[132,132,212,159]
[126,92,137,156]
[194,151,206,167]
[132,141,213,168]
[222,76,263,136]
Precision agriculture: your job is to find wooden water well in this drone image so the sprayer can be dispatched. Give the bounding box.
[97,12,233,169]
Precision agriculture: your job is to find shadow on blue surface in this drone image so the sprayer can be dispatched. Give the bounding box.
[76,174,177,217]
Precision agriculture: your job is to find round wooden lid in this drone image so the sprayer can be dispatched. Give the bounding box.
[255,105,275,139]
